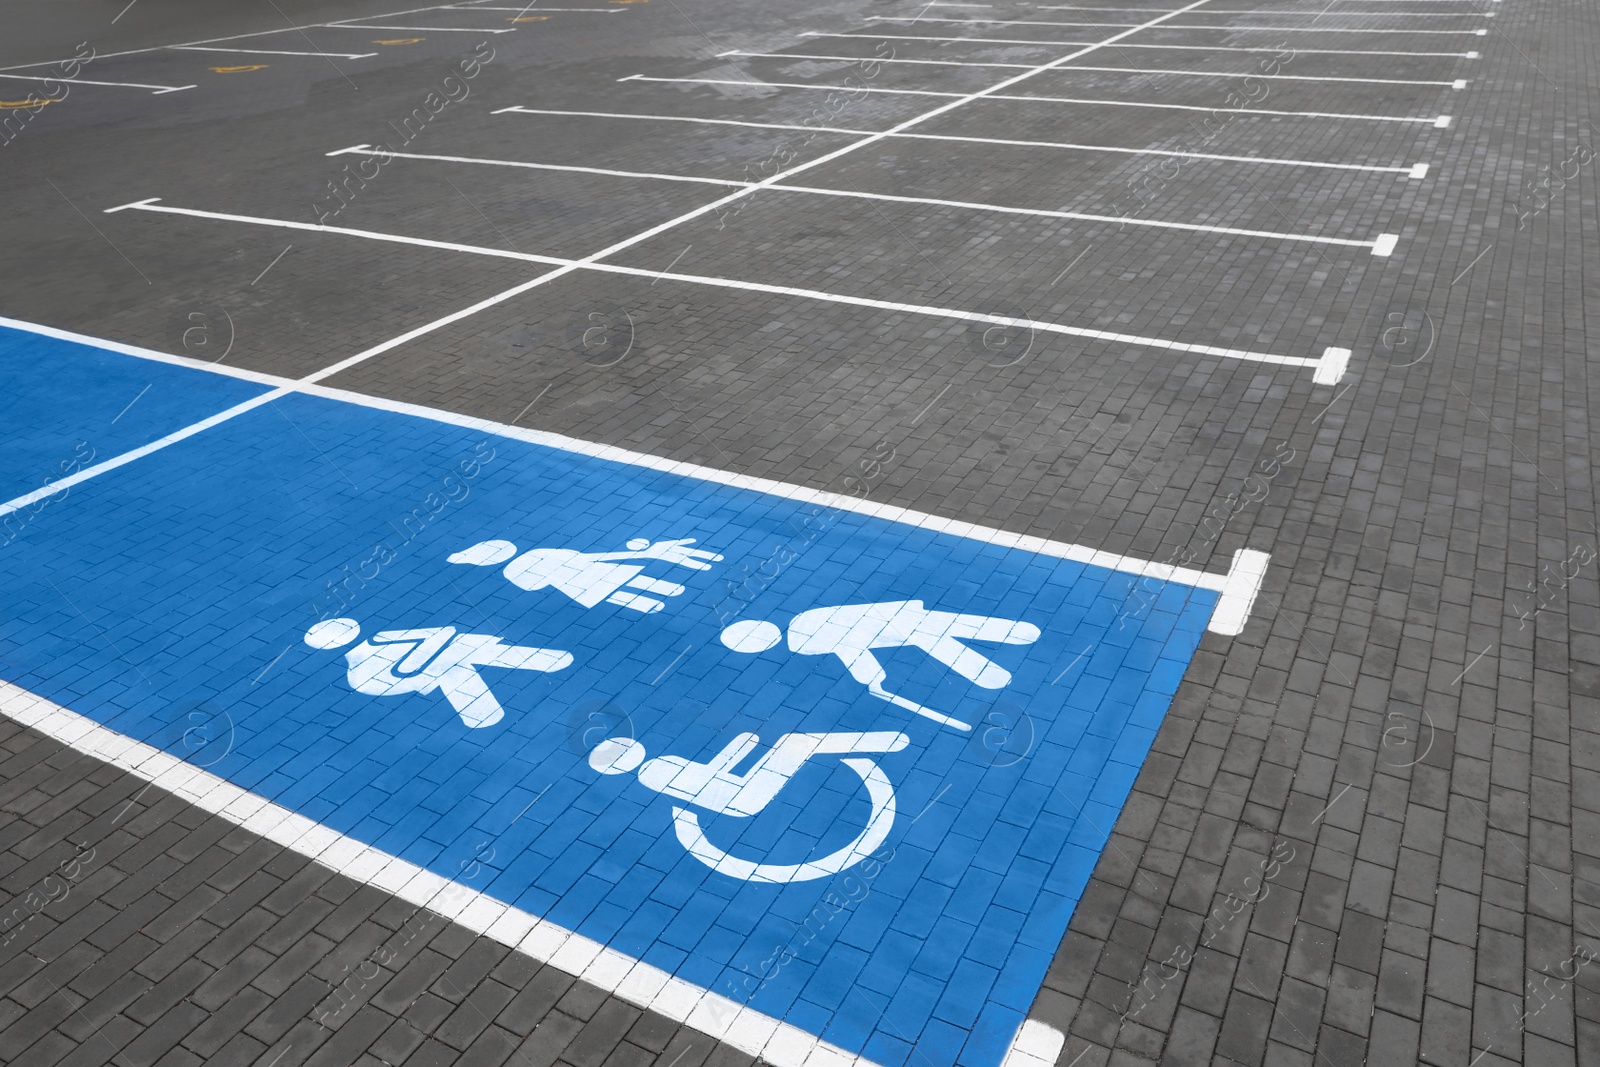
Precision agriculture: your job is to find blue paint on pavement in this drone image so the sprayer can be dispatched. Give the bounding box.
[0,326,1222,1066]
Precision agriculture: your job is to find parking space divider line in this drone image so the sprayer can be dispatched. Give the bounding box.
[171,45,380,58]
[866,14,1489,32]
[102,198,1389,357]
[0,0,507,73]
[328,143,1416,229]
[618,77,1446,153]
[0,71,195,93]
[802,30,1482,56]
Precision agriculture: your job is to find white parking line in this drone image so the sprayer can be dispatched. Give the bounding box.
[0,1,504,71]
[100,198,1364,379]
[617,76,1442,157]
[172,45,380,58]
[0,72,195,93]
[330,145,750,186]
[716,57,1465,86]
[1028,5,1488,13]
[706,55,1450,122]
[328,144,1409,242]
[93,0,1357,401]
[801,31,1481,56]
[329,23,515,31]
[501,104,1450,139]
[867,15,1487,32]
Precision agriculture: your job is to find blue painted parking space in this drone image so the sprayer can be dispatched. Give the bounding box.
[0,320,270,507]
[0,328,1228,1067]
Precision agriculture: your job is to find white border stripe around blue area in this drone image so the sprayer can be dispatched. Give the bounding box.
[0,314,1269,636]
[0,681,875,1066]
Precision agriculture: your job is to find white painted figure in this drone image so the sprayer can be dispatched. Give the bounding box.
[588,730,909,818]
[447,537,723,614]
[304,618,572,728]
[589,729,908,883]
[719,601,1041,730]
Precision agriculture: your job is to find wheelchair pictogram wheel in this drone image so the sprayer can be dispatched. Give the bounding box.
[669,757,896,883]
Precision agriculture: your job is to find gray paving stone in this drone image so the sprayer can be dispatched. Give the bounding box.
[2,0,1599,1063]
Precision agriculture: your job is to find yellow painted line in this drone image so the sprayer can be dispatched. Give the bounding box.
[0,98,55,109]
[209,64,268,73]
[510,14,551,19]
[373,37,424,44]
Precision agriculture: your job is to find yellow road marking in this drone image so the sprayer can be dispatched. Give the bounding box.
[210,64,268,73]
[374,37,424,44]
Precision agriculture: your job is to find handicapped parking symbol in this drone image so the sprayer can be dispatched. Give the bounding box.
[588,730,908,883]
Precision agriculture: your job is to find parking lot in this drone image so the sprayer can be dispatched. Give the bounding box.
[1,0,1597,1064]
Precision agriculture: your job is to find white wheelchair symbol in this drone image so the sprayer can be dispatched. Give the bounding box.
[588,730,908,883]
[305,618,572,728]
[448,536,723,614]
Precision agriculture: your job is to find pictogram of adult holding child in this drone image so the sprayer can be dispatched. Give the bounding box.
[304,618,572,728]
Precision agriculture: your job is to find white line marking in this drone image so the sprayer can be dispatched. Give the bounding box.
[0,390,292,519]
[1031,5,1489,12]
[325,143,746,186]
[167,156,1401,253]
[802,31,1480,56]
[1209,548,1270,634]
[172,45,380,57]
[357,132,1417,184]
[0,683,875,1067]
[331,23,515,31]
[656,62,1448,123]
[0,72,195,93]
[103,197,165,213]
[0,312,1274,622]
[0,2,504,71]
[866,15,1485,31]
[17,0,1348,560]
[107,198,1367,373]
